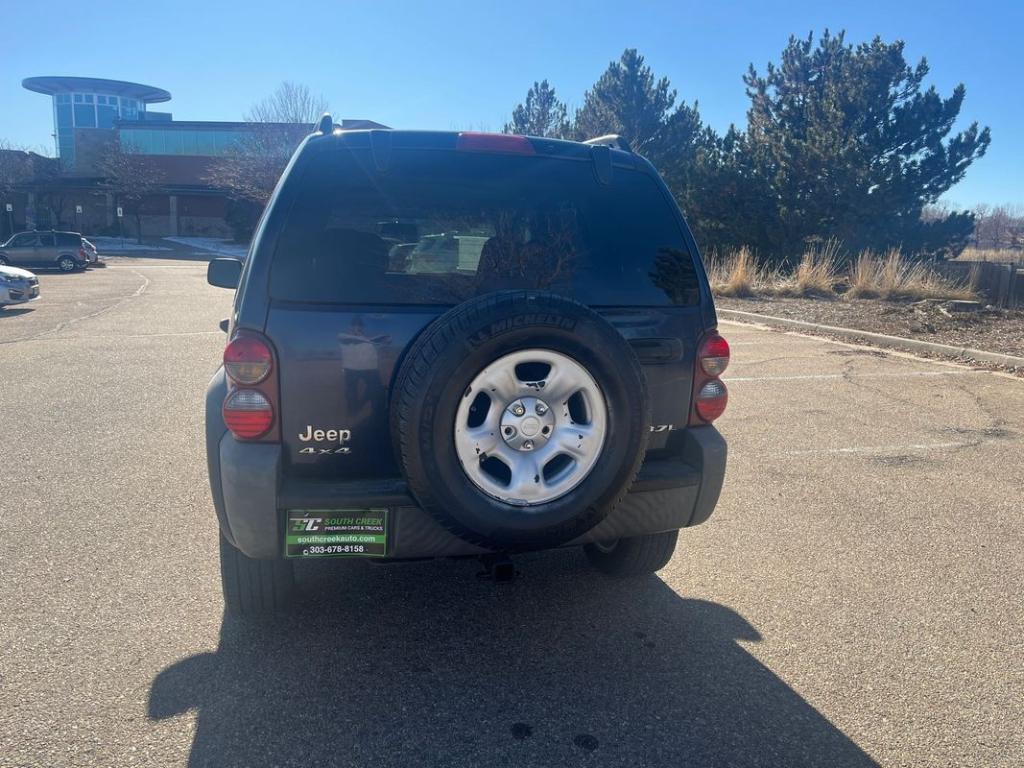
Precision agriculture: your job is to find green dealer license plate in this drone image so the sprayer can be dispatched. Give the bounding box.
[285,509,387,558]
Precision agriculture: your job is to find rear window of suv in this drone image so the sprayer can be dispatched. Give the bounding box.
[269,148,700,306]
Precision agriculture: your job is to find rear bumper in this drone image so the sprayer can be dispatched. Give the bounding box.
[206,373,727,560]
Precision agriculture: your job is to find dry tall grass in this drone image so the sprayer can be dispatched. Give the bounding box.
[847,249,976,301]
[706,247,773,297]
[847,251,877,298]
[781,240,840,296]
[708,245,976,302]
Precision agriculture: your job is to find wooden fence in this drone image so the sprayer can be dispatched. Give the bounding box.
[935,261,1023,308]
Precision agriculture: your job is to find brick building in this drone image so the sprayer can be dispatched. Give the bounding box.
[2,76,384,241]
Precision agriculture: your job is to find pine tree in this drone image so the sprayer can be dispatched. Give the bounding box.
[573,49,679,153]
[743,30,990,259]
[570,50,715,248]
[504,81,571,138]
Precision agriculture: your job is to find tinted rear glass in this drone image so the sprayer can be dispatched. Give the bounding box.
[269,148,700,306]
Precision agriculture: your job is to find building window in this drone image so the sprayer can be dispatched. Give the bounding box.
[58,135,75,163]
[97,104,118,129]
[56,103,73,128]
[119,127,249,156]
[73,103,97,128]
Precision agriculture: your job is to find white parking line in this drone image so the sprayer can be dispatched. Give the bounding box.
[0,329,222,345]
[121,330,222,339]
[724,370,983,382]
[104,264,207,269]
[783,441,977,455]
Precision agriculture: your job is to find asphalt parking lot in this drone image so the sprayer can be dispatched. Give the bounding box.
[1,259,1021,767]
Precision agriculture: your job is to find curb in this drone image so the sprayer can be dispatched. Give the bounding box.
[717,308,1024,369]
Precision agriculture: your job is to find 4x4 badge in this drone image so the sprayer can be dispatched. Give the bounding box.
[299,446,351,455]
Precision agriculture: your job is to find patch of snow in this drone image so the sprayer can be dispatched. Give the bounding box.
[90,237,172,252]
[164,237,249,258]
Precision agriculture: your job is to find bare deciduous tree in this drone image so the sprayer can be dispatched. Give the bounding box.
[205,124,309,204]
[206,83,330,240]
[972,204,1024,250]
[98,142,166,243]
[244,81,329,125]
[0,140,32,197]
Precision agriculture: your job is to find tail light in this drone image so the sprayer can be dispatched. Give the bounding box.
[699,334,730,376]
[223,389,274,439]
[222,330,279,441]
[690,332,729,425]
[224,335,272,384]
[79,247,87,259]
[694,379,728,422]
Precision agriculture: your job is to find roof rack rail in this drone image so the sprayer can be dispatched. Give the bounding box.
[316,112,333,134]
[583,134,631,152]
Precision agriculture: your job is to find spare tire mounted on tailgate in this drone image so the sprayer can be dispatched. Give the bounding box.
[390,291,650,549]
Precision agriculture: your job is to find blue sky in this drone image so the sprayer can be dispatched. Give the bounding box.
[2,0,1019,207]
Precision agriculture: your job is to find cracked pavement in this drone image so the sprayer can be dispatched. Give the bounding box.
[1,261,1021,767]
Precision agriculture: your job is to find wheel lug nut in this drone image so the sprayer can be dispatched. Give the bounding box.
[511,404,525,416]
[535,403,547,415]
[503,426,515,437]
[522,440,534,450]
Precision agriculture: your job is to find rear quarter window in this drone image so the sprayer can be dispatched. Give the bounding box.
[268,148,700,307]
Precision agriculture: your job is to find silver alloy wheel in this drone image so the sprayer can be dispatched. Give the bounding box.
[58,256,76,272]
[454,349,608,506]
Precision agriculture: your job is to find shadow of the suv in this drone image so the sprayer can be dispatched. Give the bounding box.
[150,550,877,767]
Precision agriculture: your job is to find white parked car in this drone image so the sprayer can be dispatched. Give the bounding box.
[82,238,103,266]
[0,264,41,307]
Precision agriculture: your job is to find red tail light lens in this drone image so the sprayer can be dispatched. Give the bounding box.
[456,132,536,155]
[699,334,730,376]
[690,330,729,425]
[224,335,272,385]
[222,330,278,441]
[223,389,274,439]
[694,379,728,422]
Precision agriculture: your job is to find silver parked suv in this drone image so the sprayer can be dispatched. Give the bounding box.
[0,231,90,272]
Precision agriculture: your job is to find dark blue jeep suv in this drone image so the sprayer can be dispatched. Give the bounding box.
[205,118,729,614]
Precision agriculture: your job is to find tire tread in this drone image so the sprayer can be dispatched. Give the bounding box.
[219,533,294,614]
[584,530,679,577]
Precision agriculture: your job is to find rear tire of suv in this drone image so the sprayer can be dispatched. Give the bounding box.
[57,256,77,272]
[219,533,295,615]
[391,290,650,550]
[0,256,8,266]
[584,530,679,576]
